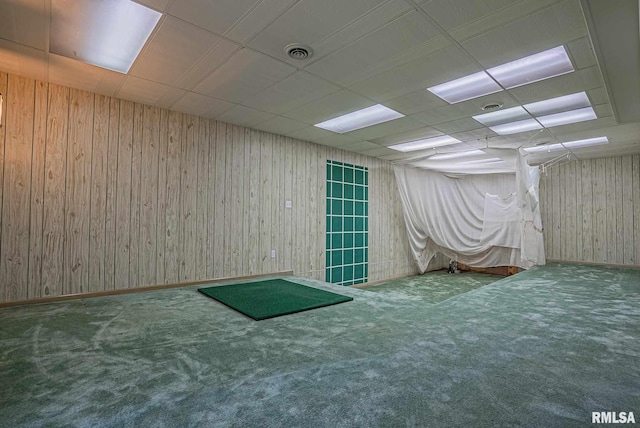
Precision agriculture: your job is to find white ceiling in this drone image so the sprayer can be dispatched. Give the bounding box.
[0,0,638,170]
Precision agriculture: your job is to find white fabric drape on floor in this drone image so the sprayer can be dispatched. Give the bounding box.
[394,152,545,273]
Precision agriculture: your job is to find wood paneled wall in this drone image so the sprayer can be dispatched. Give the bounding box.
[540,155,640,266]
[0,72,416,303]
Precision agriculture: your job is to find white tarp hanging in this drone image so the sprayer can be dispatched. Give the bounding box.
[394,151,545,273]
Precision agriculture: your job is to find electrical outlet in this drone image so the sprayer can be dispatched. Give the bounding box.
[271,250,276,258]
[285,200,292,208]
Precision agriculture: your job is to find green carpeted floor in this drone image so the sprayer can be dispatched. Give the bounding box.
[0,263,639,427]
[363,270,503,303]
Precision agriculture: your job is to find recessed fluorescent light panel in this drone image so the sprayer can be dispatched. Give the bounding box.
[487,46,574,89]
[472,106,530,127]
[490,118,543,135]
[524,136,608,153]
[50,0,162,73]
[427,71,502,104]
[389,135,461,152]
[524,92,590,116]
[429,149,485,160]
[429,46,574,104]
[314,104,404,133]
[536,107,597,128]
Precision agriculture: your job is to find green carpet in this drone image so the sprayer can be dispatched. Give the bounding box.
[198,279,353,320]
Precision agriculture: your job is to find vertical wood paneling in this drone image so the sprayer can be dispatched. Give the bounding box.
[114,100,133,289]
[140,105,160,287]
[212,121,226,279]
[195,117,209,279]
[28,81,48,298]
[64,89,94,295]
[88,94,110,292]
[0,72,419,302]
[164,110,182,284]
[1,75,34,301]
[129,103,144,287]
[104,98,120,290]
[0,72,7,284]
[181,115,198,281]
[41,84,69,298]
[634,155,640,266]
[540,156,639,267]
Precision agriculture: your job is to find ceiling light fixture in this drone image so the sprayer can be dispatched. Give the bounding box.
[314,104,404,133]
[388,135,461,152]
[536,107,597,128]
[524,136,608,153]
[50,0,162,73]
[473,106,530,127]
[428,46,574,105]
[487,46,574,89]
[489,118,543,135]
[523,92,591,116]
[428,149,486,160]
[427,71,502,104]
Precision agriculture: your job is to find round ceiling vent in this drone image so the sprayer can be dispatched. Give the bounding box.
[284,44,313,60]
[481,102,503,111]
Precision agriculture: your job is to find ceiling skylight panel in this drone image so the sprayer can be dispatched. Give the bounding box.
[489,119,543,135]
[314,104,404,133]
[50,0,162,73]
[472,106,530,127]
[487,46,574,89]
[389,135,461,152]
[427,71,502,104]
[536,107,597,128]
[523,92,591,116]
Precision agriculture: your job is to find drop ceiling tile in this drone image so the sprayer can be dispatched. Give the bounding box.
[0,0,47,50]
[171,92,235,118]
[252,116,308,135]
[345,116,425,141]
[247,0,388,66]
[242,71,341,115]
[433,117,484,134]
[305,10,441,87]
[448,0,561,43]
[419,0,513,32]
[508,66,603,104]
[336,141,382,152]
[314,134,362,148]
[566,36,597,70]
[593,103,613,118]
[130,16,224,87]
[586,87,609,106]
[225,0,299,44]
[174,38,240,90]
[360,146,398,157]
[452,127,501,143]
[384,90,448,116]
[48,53,126,97]
[546,115,617,136]
[461,0,586,69]
[168,0,261,35]
[117,76,185,108]
[193,48,296,103]
[217,105,275,127]
[371,127,442,146]
[347,45,480,102]
[0,39,47,82]
[134,0,171,12]
[285,125,336,142]
[282,90,375,124]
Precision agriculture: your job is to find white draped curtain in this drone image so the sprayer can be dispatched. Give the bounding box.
[394,152,545,273]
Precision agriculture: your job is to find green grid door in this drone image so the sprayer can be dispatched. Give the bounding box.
[326,160,368,286]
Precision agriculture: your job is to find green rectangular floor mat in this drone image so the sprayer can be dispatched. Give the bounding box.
[198,279,353,320]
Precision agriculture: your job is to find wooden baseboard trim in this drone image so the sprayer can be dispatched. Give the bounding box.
[0,271,295,309]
